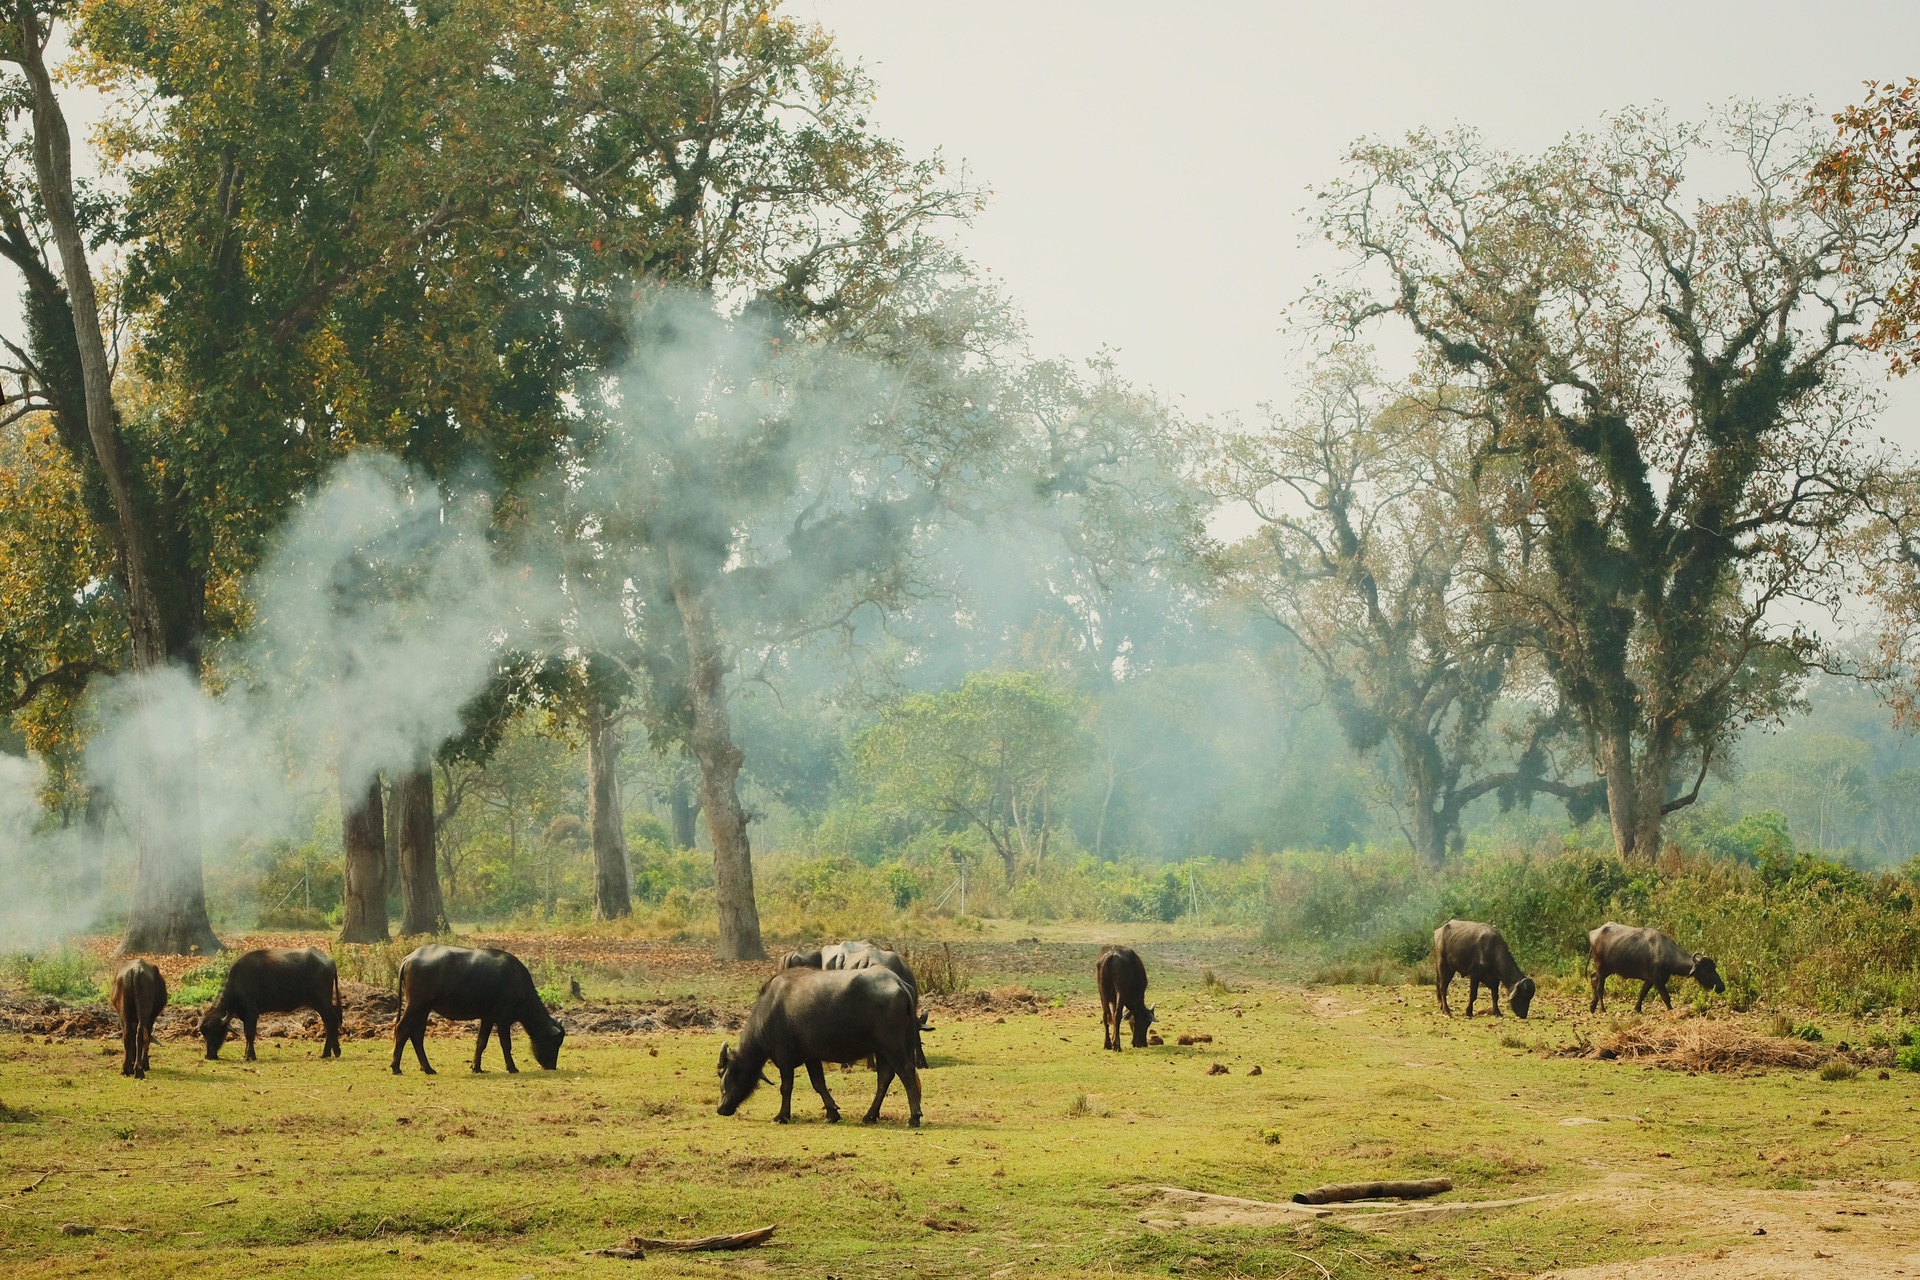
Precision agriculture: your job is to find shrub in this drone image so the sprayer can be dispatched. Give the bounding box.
[1897,1044,1920,1073]
[172,955,232,1007]
[2,947,105,1001]
[1819,1059,1859,1082]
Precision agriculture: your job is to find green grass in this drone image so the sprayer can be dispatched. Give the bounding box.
[5,947,1920,1276]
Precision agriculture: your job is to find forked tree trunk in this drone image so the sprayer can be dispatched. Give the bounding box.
[397,763,446,936]
[13,14,217,957]
[586,705,632,920]
[339,770,390,943]
[668,546,765,961]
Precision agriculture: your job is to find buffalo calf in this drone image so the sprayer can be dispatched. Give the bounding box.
[390,944,565,1075]
[200,947,343,1060]
[112,959,168,1080]
[1095,945,1155,1050]
[1587,922,1725,1013]
[1434,920,1535,1019]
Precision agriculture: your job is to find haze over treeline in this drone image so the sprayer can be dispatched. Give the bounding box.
[6,3,1920,959]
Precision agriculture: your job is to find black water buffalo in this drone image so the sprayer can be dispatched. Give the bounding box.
[389,944,565,1075]
[717,966,922,1126]
[112,959,167,1080]
[1095,945,1154,1050]
[1434,919,1536,1019]
[1587,922,1725,1013]
[781,941,929,1066]
[199,947,343,1060]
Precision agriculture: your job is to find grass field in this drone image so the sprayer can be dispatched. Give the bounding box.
[5,935,1920,1278]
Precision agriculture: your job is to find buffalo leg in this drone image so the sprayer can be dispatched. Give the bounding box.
[473,1020,494,1072]
[1466,978,1480,1017]
[498,1022,518,1073]
[776,1066,796,1123]
[1590,968,1606,1013]
[1437,966,1453,1016]
[1656,978,1673,1011]
[805,1061,840,1122]
[864,1061,896,1123]
[899,1058,923,1128]
[242,1015,260,1062]
[1635,980,1653,1013]
[322,1008,342,1058]
[134,1019,150,1079]
[121,1019,137,1077]
[1489,983,1503,1016]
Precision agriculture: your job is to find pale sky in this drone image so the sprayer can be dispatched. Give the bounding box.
[789,1,1920,431]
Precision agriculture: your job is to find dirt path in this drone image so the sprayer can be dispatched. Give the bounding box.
[1540,1180,1920,1279]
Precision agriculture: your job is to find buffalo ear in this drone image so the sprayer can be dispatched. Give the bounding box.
[1145,1006,1157,1024]
[718,1043,732,1072]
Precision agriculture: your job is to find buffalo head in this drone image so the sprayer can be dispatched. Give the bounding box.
[780,949,824,970]
[198,1011,233,1060]
[529,1017,566,1070]
[1130,1004,1156,1048]
[1691,957,1726,995]
[1509,977,1536,1020]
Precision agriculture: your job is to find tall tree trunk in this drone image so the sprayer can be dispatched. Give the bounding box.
[397,762,446,935]
[1601,728,1639,860]
[1407,800,1446,871]
[383,777,402,905]
[11,12,216,956]
[339,769,389,943]
[669,773,700,850]
[668,545,765,961]
[586,705,632,920]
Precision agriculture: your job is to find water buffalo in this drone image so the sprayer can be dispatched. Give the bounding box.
[1095,945,1155,1050]
[111,958,167,1080]
[1434,919,1535,1018]
[781,941,929,1066]
[199,947,343,1060]
[389,944,565,1075]
[1587,922,1725,1013]
[717,966,922,1126]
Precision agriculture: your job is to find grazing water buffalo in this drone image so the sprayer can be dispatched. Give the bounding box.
[112,959,167,1080]
[1587,922,1725,1013]
[200,947,343,1060]
[390,944,565,1075]
[1434,920,1536,1019]
[1095,945,1155,1050]
[717,966,922,1126]
[781,941,929,1066]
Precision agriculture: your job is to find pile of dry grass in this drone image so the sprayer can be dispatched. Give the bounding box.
[1568,1020,1858,1073]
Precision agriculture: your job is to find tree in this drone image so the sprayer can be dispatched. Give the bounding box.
[0,0,220,953]
[537,1,987,959]
[1817,79,1920,374]
[1214,351,1571,866]
[1313,105,1905,859]
[857,671,1088,885]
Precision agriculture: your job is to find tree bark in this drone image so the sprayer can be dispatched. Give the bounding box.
[383,776,402,905]
[396,762,446,936]
[9,10,218,956]
[669,773,700,850]
[668,544,765,961]
[586,704,632,920]
[1601,728,1640,860]
[339,769,390,943]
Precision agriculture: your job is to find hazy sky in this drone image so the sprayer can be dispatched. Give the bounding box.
[789,1,1920,430]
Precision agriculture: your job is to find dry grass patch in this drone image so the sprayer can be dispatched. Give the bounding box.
[1568,1019,1854,1072]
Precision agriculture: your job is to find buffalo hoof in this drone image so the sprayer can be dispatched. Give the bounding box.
[775,1115,790,1125]
[390,1064,401,1075]
[472,1065,483,1074]
[909,1116,922,1128]
[421,1065,436,1075]
[825,1112,841,1124]
[505,1065,518,1075]
[861,1114,879,1124]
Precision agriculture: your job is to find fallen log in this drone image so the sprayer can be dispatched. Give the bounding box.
[1292,1178,1452,1205]
[1331,1192,1558,1226]
[591,1225,776,1259]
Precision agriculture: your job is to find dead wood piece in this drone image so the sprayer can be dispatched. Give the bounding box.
[16,1171,51,1194]
[60,1223,139,1236]
[592,1225,776,1257]
[1293,1178,1452,1205]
